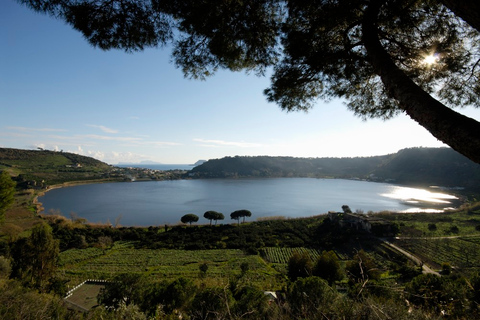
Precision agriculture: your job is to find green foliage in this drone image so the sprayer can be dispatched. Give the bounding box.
[261,247,320,264]
[232,285,270,319]
[199,262,208,278]
[0,171,16,222]
[442,262,452,275]
[0,256,11,279]
[394,236,480,268]
[313,250,343,285]
[287,276,339,319]
[192,155,386,179]
[405,273,471,316]
[342,205,352,214]
[346,250,381,283]
[287,250,313,281]
[230,209,252,224]
[89,303,147,320]
[162,277,197,314]
[10,223,59,291]
[57,245,277,288]
[0,147,112,187]
[98,275,196,316]
[190,286,234,320]
[203,210,224,225]
[181,213,199,226]
[98,273,147,308]
[0,279,70,320]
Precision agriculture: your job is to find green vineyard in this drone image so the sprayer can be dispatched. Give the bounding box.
[58,241,283,288]
[260,247,322,264]
[394,236,480,269]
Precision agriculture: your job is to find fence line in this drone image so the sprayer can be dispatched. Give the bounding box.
[64,279,109,299]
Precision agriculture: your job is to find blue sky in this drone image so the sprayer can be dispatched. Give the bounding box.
[2,1,480,165]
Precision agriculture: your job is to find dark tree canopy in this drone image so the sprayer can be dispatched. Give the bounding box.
[230,209,252,224]
[17,0,480,163]
[203,210,224,225]
[181,213,199,226]
[10,223,59,291]
[313,250,343,285]
[287,250,313,281]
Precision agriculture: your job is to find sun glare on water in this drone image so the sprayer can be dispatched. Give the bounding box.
[381,186,458,212]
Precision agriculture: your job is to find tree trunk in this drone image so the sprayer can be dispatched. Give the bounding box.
[362,1,480,164]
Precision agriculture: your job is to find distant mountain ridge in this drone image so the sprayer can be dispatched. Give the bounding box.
[190,148,480,190]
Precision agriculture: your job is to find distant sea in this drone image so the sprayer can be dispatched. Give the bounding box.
[116,164,195,171]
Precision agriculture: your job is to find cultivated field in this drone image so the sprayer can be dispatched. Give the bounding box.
[59,241,286,289]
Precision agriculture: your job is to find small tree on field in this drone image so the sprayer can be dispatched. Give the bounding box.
[213,212,224,225]
[199,263,208,278]
[230,211,241,225]
[97,236,113,250]
[204,211,215,225]
[231,209,252,224]
[204,210,224,226]
[181,213,199,226]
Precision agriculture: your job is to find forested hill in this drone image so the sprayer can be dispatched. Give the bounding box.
[190,148,480,190]
[0,147,112,187]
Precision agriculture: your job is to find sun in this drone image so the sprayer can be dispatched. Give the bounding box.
[423,53,439,65]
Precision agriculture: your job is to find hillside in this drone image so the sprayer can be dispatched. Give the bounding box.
[371,148,480,188]
[190,155,386,178]
[0,147,113,188]
[3,146,480,192]
[190,147,480,191]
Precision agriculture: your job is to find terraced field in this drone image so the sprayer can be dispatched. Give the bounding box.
[59,241,284,289]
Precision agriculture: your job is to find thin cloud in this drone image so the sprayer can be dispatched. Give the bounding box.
[7,126,67,132]
[86,124,119,134]
[79,134,141,142]
[44,133,180,147]
[194,138,262,148]
[136,141,180,147]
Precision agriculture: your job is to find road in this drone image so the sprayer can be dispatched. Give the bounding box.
[381,238,441,276]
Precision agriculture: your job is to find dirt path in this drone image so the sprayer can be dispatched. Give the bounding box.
[381,239,440,276]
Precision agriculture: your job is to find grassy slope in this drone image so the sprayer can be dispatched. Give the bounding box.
[0,147,112,186]
[0,148,117,237]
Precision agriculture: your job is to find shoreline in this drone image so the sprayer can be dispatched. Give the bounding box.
[33,179,123,214]
[34,178,469,227]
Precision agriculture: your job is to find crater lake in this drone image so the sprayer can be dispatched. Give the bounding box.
[38,178,459,226]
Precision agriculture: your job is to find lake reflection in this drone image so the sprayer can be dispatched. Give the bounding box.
[39,178,459,226]
[381,186,458,212]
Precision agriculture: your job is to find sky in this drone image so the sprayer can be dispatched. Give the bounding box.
[2,1,480,165]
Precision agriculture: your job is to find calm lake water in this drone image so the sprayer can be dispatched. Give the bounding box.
[39,178,459,226]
